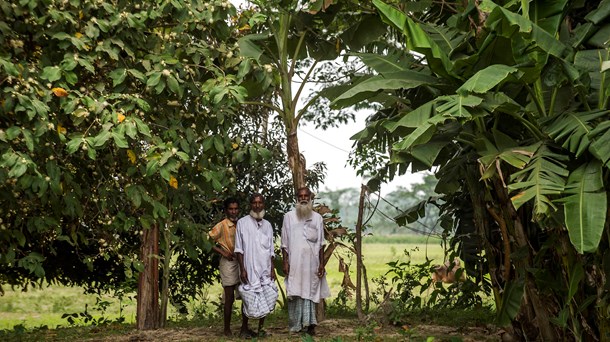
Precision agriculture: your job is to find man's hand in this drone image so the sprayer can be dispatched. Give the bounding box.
[317,265,325,278]
[282,259,290,276]
[271,267,276,281]
[224,251,234,261]
[240,269,248,284]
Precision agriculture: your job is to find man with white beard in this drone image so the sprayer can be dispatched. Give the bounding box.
[281,187,331,336]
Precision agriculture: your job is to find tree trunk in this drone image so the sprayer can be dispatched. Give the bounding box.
[137,223,160,330]
[491,178,559,341]
[159,228,172,328]
[287,127,306,191]
[355,184,366,320]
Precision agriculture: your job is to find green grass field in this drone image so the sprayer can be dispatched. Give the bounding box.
[0,235,447,331]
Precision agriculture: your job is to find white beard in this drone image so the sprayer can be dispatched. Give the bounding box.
[250,209,265,220]
[296,200,313,220]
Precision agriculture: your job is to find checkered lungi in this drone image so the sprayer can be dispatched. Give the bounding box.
[287,297,317,332]
[238,281,278,319]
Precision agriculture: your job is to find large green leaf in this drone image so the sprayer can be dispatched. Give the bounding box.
[237,34,267,61]
[588,116,610,167]
[435,95,483,118]
[508,144,568,216]
[496,278,524,326]
[392,115,448,152]
[340,15,387,51]
[530,0,570,34]
[457,65,521,95]
[331,71,439,105]
[477,133,541,182]
[544,110,607,158]
[373,0,457,81]
[384,100,435,131]
[351,51,416,74]
[559,161,606,253]
[481,0,568,58]
[585,0,610,25]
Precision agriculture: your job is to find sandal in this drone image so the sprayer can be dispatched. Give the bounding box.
[239,329,254,339]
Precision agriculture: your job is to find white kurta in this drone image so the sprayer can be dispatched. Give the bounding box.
[234,215,277,319]
[281,210,331,303]
[234,215,275,292]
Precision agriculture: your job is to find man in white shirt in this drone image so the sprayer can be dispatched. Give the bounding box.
[235,193,277,338]
[281,187,331,336]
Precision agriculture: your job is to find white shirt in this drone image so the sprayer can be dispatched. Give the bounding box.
[281,209,331,302]
[234,215,275,292]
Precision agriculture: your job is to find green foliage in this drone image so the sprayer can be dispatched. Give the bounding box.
[369,246,491,330]
[0,0,252,303]
[323,0,610,339]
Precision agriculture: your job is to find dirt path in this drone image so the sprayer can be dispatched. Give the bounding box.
[90,318,502,341]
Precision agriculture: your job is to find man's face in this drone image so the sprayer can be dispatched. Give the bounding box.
[225,203,239,222]
[250,196,265,213]
[297,190,311,205]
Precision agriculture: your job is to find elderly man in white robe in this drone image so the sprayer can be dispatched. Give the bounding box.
[235,193,278,339]
[281,187,331,336]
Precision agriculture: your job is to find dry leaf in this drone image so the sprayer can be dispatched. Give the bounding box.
[169,176,178,189]
[51,87,68,97]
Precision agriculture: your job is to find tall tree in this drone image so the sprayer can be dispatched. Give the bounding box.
[0,0,251,329]
[327,0,610,339]
[236,0,385,191]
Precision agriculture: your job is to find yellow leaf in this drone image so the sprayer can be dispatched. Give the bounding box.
[79,11,84,19]
[232,143,239,149]
[127,150,136,164]
[238,24,251,31]
[169,176,178,189]
[117,113,126,123]
[75,32,83,39]
[52,87,69,97]
[57,124,67,135]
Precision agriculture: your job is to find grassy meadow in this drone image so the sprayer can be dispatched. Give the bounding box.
[0,235,446,331]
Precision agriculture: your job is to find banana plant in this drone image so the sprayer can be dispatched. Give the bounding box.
[322,0,610,339]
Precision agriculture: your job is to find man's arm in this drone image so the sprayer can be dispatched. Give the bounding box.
[234,222,248,284]
[281,248,289,276]
[317,246,325,278]
[270,256,276,281]
[317,216,325,278]
[280,214,290,276]
[236,252,248,284]
[212,245,232,260]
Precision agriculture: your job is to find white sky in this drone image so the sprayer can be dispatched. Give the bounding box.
[299,118,425,193]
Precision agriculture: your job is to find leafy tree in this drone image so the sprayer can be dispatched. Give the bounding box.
[326,0,610,339]
[0,0,256,329]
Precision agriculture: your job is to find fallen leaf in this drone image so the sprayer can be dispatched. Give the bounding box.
[117,113,126,123]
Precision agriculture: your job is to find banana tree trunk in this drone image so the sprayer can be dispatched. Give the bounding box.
[137,223,160,330]
[287,126,305,191]
[491,178,560,341]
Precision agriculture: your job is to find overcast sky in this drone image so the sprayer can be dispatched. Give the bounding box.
[299,118,425,193]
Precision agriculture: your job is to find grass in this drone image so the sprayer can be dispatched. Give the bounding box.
[0,235,482,335]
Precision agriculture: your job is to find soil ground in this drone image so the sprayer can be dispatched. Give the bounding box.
[82,318,502,342]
